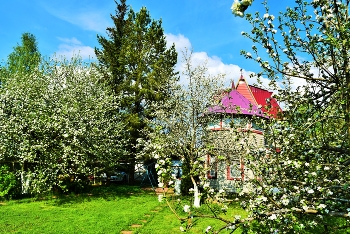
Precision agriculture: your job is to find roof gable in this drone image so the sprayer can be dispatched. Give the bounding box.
[236,75,258,106]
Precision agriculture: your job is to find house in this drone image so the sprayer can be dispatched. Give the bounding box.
[206,74,282,192]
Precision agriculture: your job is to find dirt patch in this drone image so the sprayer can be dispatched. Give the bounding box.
[120,231,133,234]
[131,224,142,228]
[155,187,174,195]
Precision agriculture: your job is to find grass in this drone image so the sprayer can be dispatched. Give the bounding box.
[0,186,247,234]
[0,186,159,234]
[139,197,247,234]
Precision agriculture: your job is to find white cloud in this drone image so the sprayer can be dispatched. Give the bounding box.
[288,76,308,91]
[165,33,271,89]
[42,4,110,33]
[54,37,95,60]
[74,12,110,33]
[165,33,192,52]
[57,37,82,45]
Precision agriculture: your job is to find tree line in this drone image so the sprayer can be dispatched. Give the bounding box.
[0,0,177,195]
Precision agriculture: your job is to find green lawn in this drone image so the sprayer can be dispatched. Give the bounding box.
[0,186,246,234]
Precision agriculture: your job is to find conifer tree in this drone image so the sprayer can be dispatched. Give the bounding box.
[95,0,178,182]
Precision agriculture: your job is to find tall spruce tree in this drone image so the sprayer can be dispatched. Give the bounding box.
[95,0,178,183]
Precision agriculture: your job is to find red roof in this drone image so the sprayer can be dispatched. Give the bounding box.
[210,74,282,119]
[236,76,282,118]
[236,75,258,106]
[249,86,282,118]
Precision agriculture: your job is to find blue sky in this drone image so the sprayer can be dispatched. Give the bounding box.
[0,0,296,87]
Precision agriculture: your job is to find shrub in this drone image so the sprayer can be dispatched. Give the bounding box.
[0,165,17,199]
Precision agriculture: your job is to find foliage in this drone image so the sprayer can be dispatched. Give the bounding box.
[146,0,350,233]
[228,0,350,232]
[231,0,254,17]
[142,50,226,207]
[95,0,178,182]
[0,53,126,194]
[3,32,41,78]
[0,165,17,199]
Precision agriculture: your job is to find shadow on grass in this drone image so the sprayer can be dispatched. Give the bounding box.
[9,185,156,206]
[52,185,156,206]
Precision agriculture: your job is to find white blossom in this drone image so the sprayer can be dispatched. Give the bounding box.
[205,226,212,233]
[158,194,163,202]
[281,198,289,205]
[317,204,326,209]
[307,189,314,194]
[183,205,191,213]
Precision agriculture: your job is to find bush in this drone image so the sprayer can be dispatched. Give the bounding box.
[0,165,17,199]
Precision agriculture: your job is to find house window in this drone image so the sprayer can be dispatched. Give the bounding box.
[171,160,182,179]
[207,155,217,179]
[227,160,244,180]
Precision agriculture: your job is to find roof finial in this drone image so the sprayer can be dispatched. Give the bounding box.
[240,68,244,80]
[231,80,235,89]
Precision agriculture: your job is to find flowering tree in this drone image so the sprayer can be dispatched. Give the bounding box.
[228,0,350,232]
[153,0,350,233]
[144,51,270,232]
[0,56,126,194]
[142,50,226,207]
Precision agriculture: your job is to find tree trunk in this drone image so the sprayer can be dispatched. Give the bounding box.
[128,160,135,184]
[191,175,201,207]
